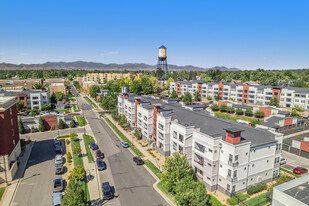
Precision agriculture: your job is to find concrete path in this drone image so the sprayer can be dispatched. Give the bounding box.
[283,129,309,139]
[1,143,34,206]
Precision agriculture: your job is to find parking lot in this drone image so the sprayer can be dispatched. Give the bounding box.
[11,138,66,206]
[281,151,309,172]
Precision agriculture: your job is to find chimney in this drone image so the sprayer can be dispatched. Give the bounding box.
[123,93,129,98]
[224,128,243,144]
[41,88,46,92]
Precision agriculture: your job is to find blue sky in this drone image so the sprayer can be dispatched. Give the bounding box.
[0,0,308,70]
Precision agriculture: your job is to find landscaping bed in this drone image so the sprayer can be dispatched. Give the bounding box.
[76,116,87,127]
[241,192,271,206]
[215,112,263,127]
[0,187,6,202]
[73,104,81,112]
[83,134,95,163]
[83,96,98,108]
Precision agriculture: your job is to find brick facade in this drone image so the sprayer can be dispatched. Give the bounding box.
[42,115,58,130]
[259,107,272,118]
[284,117,293,126]
[242,83,249,104]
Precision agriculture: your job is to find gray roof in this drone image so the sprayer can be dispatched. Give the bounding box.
[140,95,277,147]
[0,89,48,96]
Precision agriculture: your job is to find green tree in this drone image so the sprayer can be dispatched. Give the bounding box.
[269,97,279,107]
[73,145,81,156]
[16,101,25,112]
[129,79,142,95]
[51,124,56,130]
[100,92,118,110]
[62,180,87,206]
[206,96,212,100]
[134,128,142,140]
[166,77,175,89]
[30,109,40,116]
[156,68,165,79]
[161,153,195,194]
[55,91,65,102]
[70,119,76,128]
[33,84,43,89]
[141,76,153,95]
[194,91,201,101]
[182,92,192,105]
[41,104,51,111]
[290,109,300,118]
[149,76,162,92]
[67,74,73,81]
[119,115,127,128]
[228,97,235,101]
[292,106,304,112]
[38,117,45,132]
[170,90,178,98]
[210,104,219,111]
[255,111,265,118]
[18,119,24,134]
[245,108,253,116]
[50,92,57,106]
[219,104,228,112]
[58,119,65,129]
[227,106,235,113]
[89,85,100,98]
[69,165,85,181]
[235,108,244,115]
[214,93,222,101]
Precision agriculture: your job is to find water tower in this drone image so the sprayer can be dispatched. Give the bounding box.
[157,45,168,79]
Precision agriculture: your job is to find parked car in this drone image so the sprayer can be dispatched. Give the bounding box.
[97,159,106,171]
[96,150,104,159]
[280,158,287,165]
[303,114,309,119]
[102,182,113,200]
[293,167,308,175]
[55,155,63,165]
[133,157,143,165]
[120,142,129,148]
[55,146,62,155]
[22,112,29,116]
[90,142,98,150]
[54,140,62,148]
[52,192,62,206]
[53,177,63,193]
[55,111,59,114]
[55,163,63,175]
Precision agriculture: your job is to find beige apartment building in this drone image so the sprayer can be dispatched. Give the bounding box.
[49,83,67,94]
[85,73,144,83]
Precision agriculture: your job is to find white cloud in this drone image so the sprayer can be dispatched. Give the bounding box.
[100,51,119,56]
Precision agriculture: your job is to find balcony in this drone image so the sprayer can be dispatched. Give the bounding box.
[228,160,239,167]
[226,176,238,182]
[194,159,204,166]
[194,146,205,153]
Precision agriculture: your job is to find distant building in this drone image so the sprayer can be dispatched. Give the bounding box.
[0,97,21,184]
[85,73,144,83]
[0,89,50,110]
[44,78,66,86]
[0,79,42,90]
[49,83,67,94]
[273,174,309,206]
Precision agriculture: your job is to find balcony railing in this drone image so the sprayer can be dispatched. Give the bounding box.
[226,176,238,182]
[194,146,205,153]
[228,160,239,167]
[194,159,204,166]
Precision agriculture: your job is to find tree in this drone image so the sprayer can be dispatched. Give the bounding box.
[255,111,265,118]
[182,92,192,105]
[129,79,142,95]
[290,109,300,118]
[18,119,24,134]
[41,104,51,111]
[119,115,127,128]
[194,91,201,101]
[51,124,56,130]
[292,106,304,112]
[50,92,57,106]
[141,76,153,95]
[156,68,165,79]
[100,92,118,110]
[55,91,65,102]
[227,106,235,113]
[235,108,244,115]
[149,76,161,93]
[228,97,235,101]
[70,119,76,128]
[214,93,222,101]
[219,104,228,112]
[69,165,85,181]
[16,101,25,112]
[33,84,43,89]
[30,126,36,133]
[245,108,253,116]
[210,104,219,111]
[30,109,40,117]
[62,180,87,206]
[206,96,212,100]
[73,145,81,156]
[58,119,65,129]
[134,128,142,140]
[166,77,175,89]
[269,97,279,107]
[67,74,73,81]
[89,85,100,98]
[170,90,178,98]
[38,117,45,132]
[70,131,78,138]
[161,153,195,194]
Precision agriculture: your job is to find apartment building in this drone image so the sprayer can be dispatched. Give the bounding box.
[44,78,66,86]
[118,93,136,129]
[170,81,309,110]
[0,89,50,110]
[0,79,42,90]
[0,97,21,184]
[49,83,67,94]
[117,94,283,196]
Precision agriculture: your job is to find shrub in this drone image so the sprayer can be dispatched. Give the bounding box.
[210,104,219,111]
[58,119,65,129]
[30,126,36,133]
[227,106,235,113]
[73,145,81,155]
[66,139,71,145]
[236,108,244,115]
[227,193,250,205]
[67,152,72,163]
[247,183,267,195]
[51,124,55,130]
[70,131,78,138]
[70,119,76,128]
[207,96,212,100]
[219,104,228,112]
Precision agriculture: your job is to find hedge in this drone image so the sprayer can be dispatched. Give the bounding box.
[247,183,267,195]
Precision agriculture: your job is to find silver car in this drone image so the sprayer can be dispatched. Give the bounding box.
[55,155,63,165]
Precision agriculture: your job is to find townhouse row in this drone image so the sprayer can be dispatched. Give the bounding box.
[170,81,309,111]
[82,72,144,83]
[118,92,283,196]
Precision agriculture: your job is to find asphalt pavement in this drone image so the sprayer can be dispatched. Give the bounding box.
[71,86,169,206]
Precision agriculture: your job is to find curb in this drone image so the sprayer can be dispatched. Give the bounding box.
[102,117,175,206]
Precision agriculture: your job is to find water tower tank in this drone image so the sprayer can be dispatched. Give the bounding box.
[158,45,167,59]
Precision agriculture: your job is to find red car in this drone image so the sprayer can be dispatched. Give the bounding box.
[293,167,308,175]
[96,150,104,159]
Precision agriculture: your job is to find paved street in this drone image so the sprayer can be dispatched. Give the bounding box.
[71,86,169,206]
[281,151,309,172]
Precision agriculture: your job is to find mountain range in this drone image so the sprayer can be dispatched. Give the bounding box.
[0,61,241,71]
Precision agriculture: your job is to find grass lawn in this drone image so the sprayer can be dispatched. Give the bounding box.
[215,112,264,127]
[0,187,6,202]
[73,104,81,112]
[144,160,161,178]
[56,134,70,139]
[71,137,84,167]
[70,98,76,102]
[241,193,271,206]
[280,167,301,178]
[209,195,224,206]
[76,116,87,127]
[105,118,143,157]
[83,134,95,163]
[83,96,98,108]
[157,181,176,204]
[50,109,71,113]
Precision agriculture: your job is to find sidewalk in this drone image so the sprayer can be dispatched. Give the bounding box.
[78,133,102,203]
[1,143,34,206]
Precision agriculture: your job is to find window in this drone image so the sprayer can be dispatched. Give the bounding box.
[173,142,177,150]
[227,184,230,191]
[233,170,237,178]
[179,134,184,143]
[228,169,232,177]
[232,185,236,193]
[173,131,177,139]
[208,148,213,153]
[12,128,14,136]
[10,108,12,115]
[252,164,255,167]
[235,155,238,161]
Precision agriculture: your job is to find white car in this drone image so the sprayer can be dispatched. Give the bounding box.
[55,155,63,165]
[303,114,309,119]
[280,158,287,165]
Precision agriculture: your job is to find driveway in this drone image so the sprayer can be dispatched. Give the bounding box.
[281,151,309,173]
